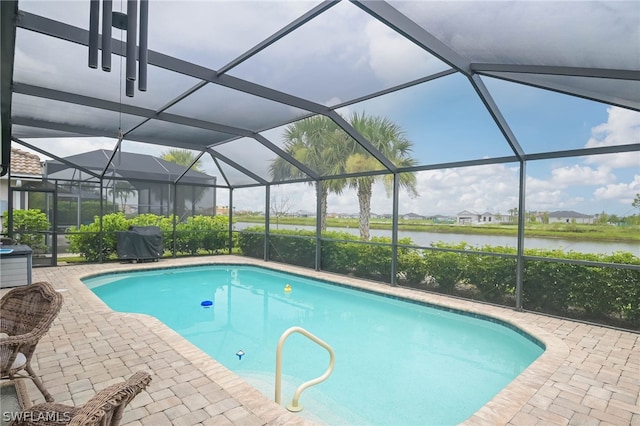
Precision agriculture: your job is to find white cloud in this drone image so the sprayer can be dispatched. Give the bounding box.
[16,137,119,161]
[593,175,640,205]
[364,19,446,85]
[585,107,640,168]
[229,158,634,217]
[550,165,615,187]
[149,1,318,68]
[374,164,521,216]
[393,1,639,69]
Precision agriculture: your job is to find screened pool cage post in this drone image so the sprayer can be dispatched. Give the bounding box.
[172,183,178,258]
[6,169,14,239]
[391,173,400,286]
[99,177,105,263]
[264,185,271,262]
[51,188,58,266]
[515,160,527,310]
[76,183,81,230]
[228,189,234,255]
[315,179,322,271]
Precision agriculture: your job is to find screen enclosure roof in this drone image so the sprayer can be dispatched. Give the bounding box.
[1,0,639,187]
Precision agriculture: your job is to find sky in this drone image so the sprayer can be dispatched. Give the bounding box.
[10,0,640,218]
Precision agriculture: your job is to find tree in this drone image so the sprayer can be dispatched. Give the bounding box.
[508,207,519,223]
[161,149,202,171]
[270,112,419,240]
[108,181,136,212]
[346,112,418,240]
[633,193,640,210]
[2,209,50,252]
[161,149,207,220]
[541,211,549,224]
[270,195,293,230]
[270,116,349,231]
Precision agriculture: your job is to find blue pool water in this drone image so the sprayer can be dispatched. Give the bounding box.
[85,265,544,425]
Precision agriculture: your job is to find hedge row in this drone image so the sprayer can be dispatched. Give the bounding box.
[67,218,639,329]
[238,227,640,329]
[67,213,230,261]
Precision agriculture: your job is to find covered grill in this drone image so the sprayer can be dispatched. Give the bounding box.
[116,226,163,263]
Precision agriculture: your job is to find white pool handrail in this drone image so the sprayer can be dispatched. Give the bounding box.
[275,326,335,412]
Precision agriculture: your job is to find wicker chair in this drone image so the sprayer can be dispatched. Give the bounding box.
[13,371,152,426]
[1,282,63,403]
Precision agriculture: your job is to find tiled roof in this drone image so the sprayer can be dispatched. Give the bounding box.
[10,148,42,176]
[549,210,592,218]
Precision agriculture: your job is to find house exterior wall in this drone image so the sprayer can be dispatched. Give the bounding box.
[548,216,594,224]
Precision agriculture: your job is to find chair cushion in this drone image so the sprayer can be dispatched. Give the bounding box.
[0,347,27,370]
[11,352,27,369]
[1,383,22,426]
[0,380,30,426]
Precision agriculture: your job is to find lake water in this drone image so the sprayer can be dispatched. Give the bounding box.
[235,222,639,256]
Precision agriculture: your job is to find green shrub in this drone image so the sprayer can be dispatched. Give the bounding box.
[236,229,640,327]
[2,209,50,252]
[463,246,517,303]
[67,212,129,261]
[320,232,361,274]
[422,248,464,294]
[396,249,428,288]
[268,231,316,268]
[237,226,265,259]
[67,213,229,261]
[352,237,395,282]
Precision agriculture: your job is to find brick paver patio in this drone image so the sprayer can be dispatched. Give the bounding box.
[6,255,638,425]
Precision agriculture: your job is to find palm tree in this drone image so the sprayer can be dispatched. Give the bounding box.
[161,149,202,171]
[161,148,205,220]
[270,116,349,231]
[346,112,418,240]
[271,113,418,239]
[108,181,136,212]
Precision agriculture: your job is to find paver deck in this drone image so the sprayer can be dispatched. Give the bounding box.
[5,255,638,425]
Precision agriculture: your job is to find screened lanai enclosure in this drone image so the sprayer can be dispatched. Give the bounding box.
[1,1,639,329]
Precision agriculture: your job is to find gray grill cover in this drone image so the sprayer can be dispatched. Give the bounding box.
[116,226,163,261]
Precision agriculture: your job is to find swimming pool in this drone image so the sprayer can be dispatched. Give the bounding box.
[85,264,544,425]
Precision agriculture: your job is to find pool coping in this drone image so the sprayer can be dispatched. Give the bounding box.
[25,255,640,425]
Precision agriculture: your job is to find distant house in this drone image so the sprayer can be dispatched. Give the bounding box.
[44,149,216,221]
[401,212,426,220]
[457,210,509,224]
[294,209,316,218]
[457,210,479,224]
[339,212,359,219]
[0,148,43,230]
[548,210,594,224]
[480,211,496,223]
[482,212,511,223]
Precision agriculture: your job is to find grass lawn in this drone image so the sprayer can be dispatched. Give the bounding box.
[237,216,640,242]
